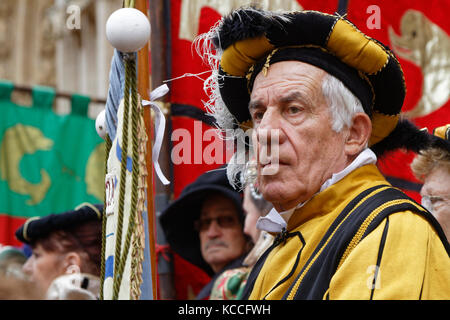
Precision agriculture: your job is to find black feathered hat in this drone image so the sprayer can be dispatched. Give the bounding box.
[159,168,244,276]
[15,203,103,245]
[201,7,431,156]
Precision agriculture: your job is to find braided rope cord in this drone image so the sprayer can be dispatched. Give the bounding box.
[112,52,132,299]
[99,135,112,300]
[124,0,136,8]
[112,54,143,299]
[130,104,148,299]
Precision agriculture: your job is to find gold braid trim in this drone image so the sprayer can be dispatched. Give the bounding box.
[99,134,112,300]
[130,98,148,300]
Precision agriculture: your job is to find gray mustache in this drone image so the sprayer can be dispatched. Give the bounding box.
[204,239,228,250]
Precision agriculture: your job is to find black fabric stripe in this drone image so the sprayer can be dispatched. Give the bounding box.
[385,176,422,193]
[171,104,217,127]
[262,231,306,300]
[337,0,349,15]
[246,184,448,300]
[364,191,450,256]
[240,240,278,299]
[370,217,389,300]
[362,201,422,239]
[268,11,337,48]
[286,187,421,300]
[281,184,388,300]
[295,184,389,262]
[367,57,406,116]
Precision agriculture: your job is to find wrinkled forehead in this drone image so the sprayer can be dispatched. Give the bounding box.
[422,166,450,195]
[254,60,325,83]
[250,61,326,101]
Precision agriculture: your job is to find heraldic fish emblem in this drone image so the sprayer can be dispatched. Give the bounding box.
[0,124,53,205]
[389,9,450,118]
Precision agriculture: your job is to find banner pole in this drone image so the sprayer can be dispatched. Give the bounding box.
[148,0,175,299]
[135,0,157,299]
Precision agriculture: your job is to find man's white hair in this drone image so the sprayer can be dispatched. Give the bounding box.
[322,73,371,157]
[321,73,365,133]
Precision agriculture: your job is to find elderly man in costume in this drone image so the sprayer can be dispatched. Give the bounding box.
[411,124,450,242]
[197,8,450,300]
[159,168,251,299]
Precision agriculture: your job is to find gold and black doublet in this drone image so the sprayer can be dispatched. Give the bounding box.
[243,165,450,300]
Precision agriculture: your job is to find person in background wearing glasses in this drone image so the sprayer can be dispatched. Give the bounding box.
[209,160,274,300]
[160,168,252,300]
[411,124,450,242]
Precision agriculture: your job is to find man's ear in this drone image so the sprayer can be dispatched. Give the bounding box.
[63,252,82,274]
[345,112,372,156]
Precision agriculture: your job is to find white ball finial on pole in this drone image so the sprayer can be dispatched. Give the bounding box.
[106,8,151,53]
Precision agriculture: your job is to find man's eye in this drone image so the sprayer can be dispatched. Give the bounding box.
[253,111,264,120]
[287,106,302,114]
[430,197,443,205]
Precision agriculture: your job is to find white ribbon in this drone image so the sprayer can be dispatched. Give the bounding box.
[142,84,170,185]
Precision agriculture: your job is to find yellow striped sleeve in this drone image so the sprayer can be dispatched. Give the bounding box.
[328,211,450,300]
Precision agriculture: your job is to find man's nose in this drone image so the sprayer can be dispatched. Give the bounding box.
[253,111,283,168]
[257,108,278,130]
[205,219,222,238]
[255,109,284,144]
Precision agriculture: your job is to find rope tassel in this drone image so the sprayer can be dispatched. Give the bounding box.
[111,53,146,300]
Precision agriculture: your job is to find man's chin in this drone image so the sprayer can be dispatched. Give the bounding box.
[259,183,304,209]
[260,182,289,202]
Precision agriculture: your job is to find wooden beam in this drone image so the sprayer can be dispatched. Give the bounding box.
[148,0,176,300]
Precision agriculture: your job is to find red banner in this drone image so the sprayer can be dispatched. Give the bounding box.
[347,0,450,202]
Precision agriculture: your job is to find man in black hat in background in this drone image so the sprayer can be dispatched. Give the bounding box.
[160,168,251,300]
[196,7,450,299]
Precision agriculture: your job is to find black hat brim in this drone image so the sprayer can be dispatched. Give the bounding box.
[15,203,103,245]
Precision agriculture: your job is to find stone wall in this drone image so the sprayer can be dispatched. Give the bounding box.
[0,0,122,118]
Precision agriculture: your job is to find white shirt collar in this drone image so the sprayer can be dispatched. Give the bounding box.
[256,148,377,233]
